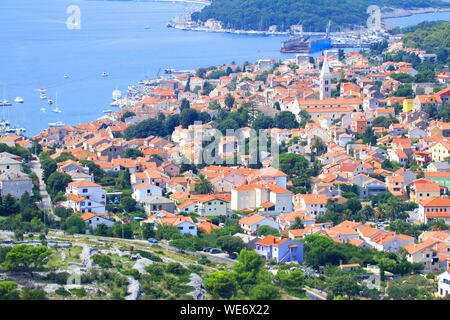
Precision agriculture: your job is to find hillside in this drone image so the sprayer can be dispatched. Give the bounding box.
[190,0,450,31]
[401,20,450,63]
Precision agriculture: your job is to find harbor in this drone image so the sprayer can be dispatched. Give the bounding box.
[0,0,448,137]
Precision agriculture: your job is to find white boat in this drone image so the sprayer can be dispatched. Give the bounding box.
[0,99,12,106]
[102,109,113,113]
[52,107,62,113]
[112,89,122,101]
[39,93,47,100]
[14,97,24,103]
[64,74,69,79]
[35,88,46,93]
[0,120,10,127]
[40,107,46,112]
[101,72,109,77]
[47,98,53,105]
[48,121,65,127]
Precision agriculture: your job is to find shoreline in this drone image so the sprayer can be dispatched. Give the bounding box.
[168,6,450,35]
[380,6,450,19]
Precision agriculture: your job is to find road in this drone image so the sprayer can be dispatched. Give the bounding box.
[29,159,60,221]
[304,286,327,300]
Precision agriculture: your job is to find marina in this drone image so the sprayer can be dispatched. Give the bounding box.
[0,0,448,136]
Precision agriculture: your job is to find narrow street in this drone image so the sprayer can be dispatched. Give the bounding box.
[29,159,60,221]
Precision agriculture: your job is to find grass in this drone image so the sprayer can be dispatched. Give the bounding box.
[45,246,83,270]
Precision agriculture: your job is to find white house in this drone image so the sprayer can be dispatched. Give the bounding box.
[238,214,279,235]
[80,213,115,229]
[231,184,293,215]
[438,268,450,297]
[154,216,197,236]
[132,183,163,202]
[294,194,328,218]
[64,180,106,214]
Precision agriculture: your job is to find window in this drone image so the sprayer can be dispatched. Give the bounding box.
[82,189,88,193]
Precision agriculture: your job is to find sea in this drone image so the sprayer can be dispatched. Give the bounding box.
[0,0,449,136]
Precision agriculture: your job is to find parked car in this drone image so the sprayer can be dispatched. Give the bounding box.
[147,238,159,243]
[209,248,221,254]
[228,252,238,259]
[203,247,213,252]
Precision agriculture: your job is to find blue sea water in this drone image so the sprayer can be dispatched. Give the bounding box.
[0,0,448,136]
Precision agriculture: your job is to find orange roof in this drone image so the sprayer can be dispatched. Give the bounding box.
[80,213,111,221]
[239,214,272,226]
[256,236,288,247]
[404,239,439,254]
[296,194,328,205]
[67,194,86,202]
[197,221,221,235]
[420,197,450,207]
[68,180,101,188]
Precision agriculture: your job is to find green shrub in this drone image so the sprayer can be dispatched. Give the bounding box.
[55,287,71,297]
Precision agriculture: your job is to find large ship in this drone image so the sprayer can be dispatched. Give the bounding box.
[280,21,332,53]
[280,35,332,53]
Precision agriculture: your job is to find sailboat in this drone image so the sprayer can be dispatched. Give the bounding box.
[52,92,62,113]
[14,97,24,103]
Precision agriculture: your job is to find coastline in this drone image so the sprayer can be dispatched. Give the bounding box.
[380,6,450,19]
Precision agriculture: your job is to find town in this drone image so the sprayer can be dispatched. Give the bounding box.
[0,20,450,301]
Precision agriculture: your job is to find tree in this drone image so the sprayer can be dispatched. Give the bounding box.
[116,170,131,190]
[255,225,279,236]
[274,111,299,129]
[194,174,214,194]
[40,156,57,181]
[204,271,239,299]
[120,196,137,213]
[124,148,144,159]
[62,215,87,234]
[289,217,304,230]
[224,95,235,109]
[180,98,190,111]
[124,118,167,140]
[233,249,265,287]
[276,269,305,294]
[252,116,275,130]
[327,275,360,298]
[46,172,72,198]
[0,281,19,300]
[20,288,47,300]
[216,236,245,254]
[0,195,20,216]
[92,254,113,268]
[120,111,136,122]
[249,283,281,300]
[2,245,52,276]
[277,153,309,177]
[80,160,105,182]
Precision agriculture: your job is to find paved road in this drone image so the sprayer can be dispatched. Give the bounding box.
[304,286,327,300]
[29,160,60,221]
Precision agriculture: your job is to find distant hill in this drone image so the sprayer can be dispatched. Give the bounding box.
[191,0,450,31]
[402,20,450,63]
